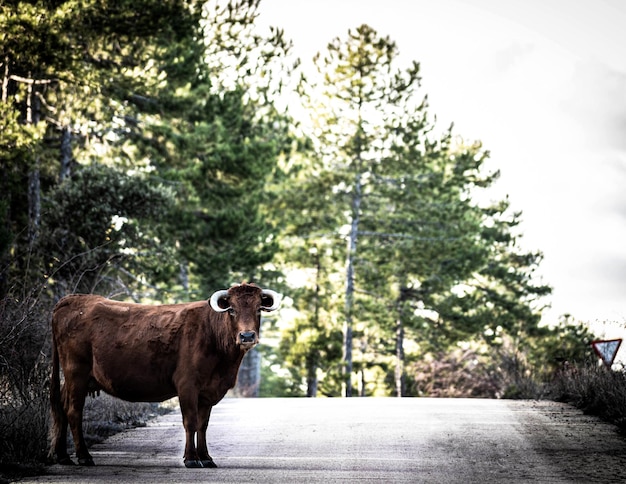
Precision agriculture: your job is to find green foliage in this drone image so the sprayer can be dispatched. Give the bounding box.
[276,23,555,397]
[150,85,283,292]
[277,312,344,397]
[1,0,289,298]
[527,315,597,376]
[42,164,173,295]
[258,345,305,397]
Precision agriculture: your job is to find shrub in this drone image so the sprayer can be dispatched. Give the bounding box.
[549,360,626,433]
[0,291,51,466]
[82,394,168,447]
[0,367,49,466]
[406,348,503,398]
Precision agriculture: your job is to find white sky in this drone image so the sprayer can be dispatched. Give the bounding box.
[257,0,626,340]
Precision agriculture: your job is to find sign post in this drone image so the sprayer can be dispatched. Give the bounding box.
[591,339,622,367]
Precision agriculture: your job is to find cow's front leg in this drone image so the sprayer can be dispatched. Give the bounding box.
[179,393,202,468]
[197,403,216,468]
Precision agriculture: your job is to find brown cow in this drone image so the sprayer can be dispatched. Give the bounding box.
[50,282,280,468]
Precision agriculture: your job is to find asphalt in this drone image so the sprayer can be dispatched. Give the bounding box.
[22,397,626,483]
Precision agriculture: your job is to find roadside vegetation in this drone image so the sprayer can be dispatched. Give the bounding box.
[549,360,626,434]
[81,394,171,448]
[2,0,625,475]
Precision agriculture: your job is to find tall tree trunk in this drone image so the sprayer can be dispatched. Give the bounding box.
[236,347,261,397]
[179,258,190,300]
[59,125,72,181]
[395,283,408,397]
[306,357,318,397]
[343,172,362,397]
[359,367,366,397]
[27,166,40,249]
[395,307,405,397]
[26,78,41,249]
[306,247,321,397]
[1,58,9,102]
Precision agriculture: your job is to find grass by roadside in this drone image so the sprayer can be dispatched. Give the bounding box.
[81,393,176,447]
[0,394,174,483]
[548,361,626,434]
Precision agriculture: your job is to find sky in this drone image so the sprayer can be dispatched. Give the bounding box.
[257,0,626,340]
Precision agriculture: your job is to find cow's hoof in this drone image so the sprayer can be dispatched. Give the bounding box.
[78,457,95,466]
[201,458,217,468]
[184,459,204,468]
[57,456,75,466]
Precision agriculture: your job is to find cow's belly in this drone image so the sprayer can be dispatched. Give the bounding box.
[109,385,177,403]
[91,349,178,403]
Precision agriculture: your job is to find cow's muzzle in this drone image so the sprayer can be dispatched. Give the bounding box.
[238,331,257,348]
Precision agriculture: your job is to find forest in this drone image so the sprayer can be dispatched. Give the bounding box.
[0,0,598,465]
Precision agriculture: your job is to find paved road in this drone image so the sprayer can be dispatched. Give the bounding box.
[26,398,626,483]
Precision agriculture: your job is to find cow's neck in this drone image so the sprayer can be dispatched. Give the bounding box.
[201,346,247,402]
[196,309,253,397]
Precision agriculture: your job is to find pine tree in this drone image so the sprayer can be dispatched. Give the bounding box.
[281,24,552,397]
[296,25,420,396]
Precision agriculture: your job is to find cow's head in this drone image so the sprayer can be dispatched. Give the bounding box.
[209,283,281,350]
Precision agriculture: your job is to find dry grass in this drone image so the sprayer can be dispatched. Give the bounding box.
[0,293,51,468]
[81,393,172,447]
[0,390,171,482]
[0,387,49,466]
[548,361,626,433]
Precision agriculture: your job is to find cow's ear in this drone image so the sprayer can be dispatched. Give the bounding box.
[209,290,231,313]
[261,293,274,308]
[216,296,230,310]
[260,289,281,312]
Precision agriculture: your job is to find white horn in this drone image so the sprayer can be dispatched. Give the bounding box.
[261,289,282,312]
[209,289,231,313]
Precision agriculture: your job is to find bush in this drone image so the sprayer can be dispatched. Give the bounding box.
[0,370,49,466]
[406,348,503,398]
[549,361,626,433]
[0,291,51,466]
[82,394,170,447]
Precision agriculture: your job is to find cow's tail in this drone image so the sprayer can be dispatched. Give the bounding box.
[49,325,64,460]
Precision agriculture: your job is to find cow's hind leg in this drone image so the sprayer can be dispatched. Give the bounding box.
[197,404,216,468]
[50,332,74,465]
[64,372,95,466]
[51,383,73,465]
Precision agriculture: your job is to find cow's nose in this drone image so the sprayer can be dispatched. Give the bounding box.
[239,331,256,345]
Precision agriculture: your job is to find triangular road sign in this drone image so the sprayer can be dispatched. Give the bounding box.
[591,339,622,367]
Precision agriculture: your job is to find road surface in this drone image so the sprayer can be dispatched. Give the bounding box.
[25,398,626,483]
